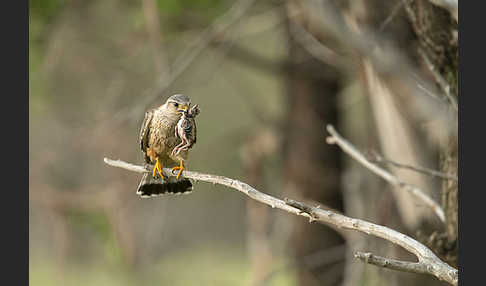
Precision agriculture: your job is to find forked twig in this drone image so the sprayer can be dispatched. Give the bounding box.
[103,157,457,285]
[325,125,445,222]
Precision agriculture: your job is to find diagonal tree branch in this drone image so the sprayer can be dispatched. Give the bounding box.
[365,150,458,182]
[355,251,429,274]
[417,48,458,112]
[103,157,457,285]
[325,125,445,222]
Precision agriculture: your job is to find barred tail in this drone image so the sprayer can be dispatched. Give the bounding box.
[136,173,193,198]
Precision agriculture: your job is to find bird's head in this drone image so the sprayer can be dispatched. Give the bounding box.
[163,94,191,115]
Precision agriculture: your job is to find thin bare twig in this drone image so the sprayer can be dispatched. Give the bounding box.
[355,252,429,274]
[366,150,458,182]
[288,20,350,69]
[418,48,458,112]
[415,80,448,104]
[293,0,457,141]
[325,125,445,222]
[283,199,457,285]
[378,0,409,32]
[103,157,457,285]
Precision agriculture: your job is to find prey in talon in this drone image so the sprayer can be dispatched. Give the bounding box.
[171,104,199,179]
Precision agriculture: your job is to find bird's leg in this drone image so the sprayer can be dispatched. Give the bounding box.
[172,141,184,156]
[172,137,188,156]
[176,142,192,155]
[152,158,164,180]
[171,160,185,179]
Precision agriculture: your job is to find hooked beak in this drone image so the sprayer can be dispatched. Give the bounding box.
[177,104,189,113]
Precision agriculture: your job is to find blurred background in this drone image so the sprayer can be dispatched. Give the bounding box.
[29,0,458,285]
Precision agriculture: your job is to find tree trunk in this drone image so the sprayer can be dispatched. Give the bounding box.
[282,3,346,285]
[404,0,458,268]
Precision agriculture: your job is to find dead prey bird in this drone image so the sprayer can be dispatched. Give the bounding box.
[172,104,199,158]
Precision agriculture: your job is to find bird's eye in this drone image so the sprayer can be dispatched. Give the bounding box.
[174,103,179,108]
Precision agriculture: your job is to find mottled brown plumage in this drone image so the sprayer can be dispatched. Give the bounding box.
[137,94,197,197]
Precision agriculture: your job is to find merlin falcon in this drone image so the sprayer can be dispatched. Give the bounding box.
[137,94,199,197]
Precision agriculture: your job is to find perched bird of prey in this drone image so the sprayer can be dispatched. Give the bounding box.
[136,94,198,197]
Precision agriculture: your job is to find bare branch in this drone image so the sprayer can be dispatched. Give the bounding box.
[288,20,350,69]
[355,251,428,274]
[293,0,457,141]
[417,48,458,112]
[284,199,457,285]
[103,157,457,285]
[325,125,445,222]
[104,158,309,217]
[366,150,458,182]
[415,79,449,104]
[379,0,409,32]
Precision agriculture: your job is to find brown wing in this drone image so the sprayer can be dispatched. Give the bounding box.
[139,109,154,157]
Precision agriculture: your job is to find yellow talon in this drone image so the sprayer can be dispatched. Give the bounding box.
[171,160,185,179]
[152,158,164,180]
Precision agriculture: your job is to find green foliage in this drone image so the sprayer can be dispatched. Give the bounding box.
[29,15,45,114]
[29,0,67,24]
[156,0,223,14]
[30,245,297,286]
[156,0,227,28]
[29,0,68,115]
[65,210,125,266]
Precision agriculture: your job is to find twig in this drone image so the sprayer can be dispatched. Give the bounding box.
[288,20,349,69]
[355,252,429,274]
[418,48,458,112]
[292,0,457,139]
[103,157,310,216]
[103,157,457,285]
[325,125,445,222]
[378,0,408,32]
[284,199,457,285]
[366,150,458,182]
[416,80,449,104]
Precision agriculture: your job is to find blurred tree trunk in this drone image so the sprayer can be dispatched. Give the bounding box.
[403,0,458,267]
[282,3,346,285]
[241,130,278,286]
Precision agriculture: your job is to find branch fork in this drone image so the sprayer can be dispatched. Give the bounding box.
[103,155,457,285]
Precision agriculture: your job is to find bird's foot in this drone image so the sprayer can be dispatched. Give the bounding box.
[175,146,189,156]
[171,160,185,179]
[152,158,164,180]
